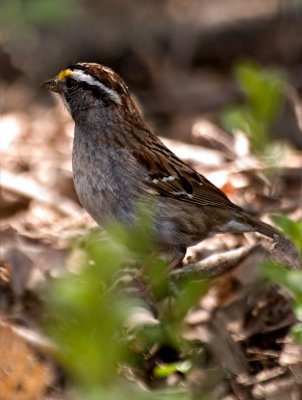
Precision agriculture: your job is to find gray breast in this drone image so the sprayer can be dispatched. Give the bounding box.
[72,133,145,226]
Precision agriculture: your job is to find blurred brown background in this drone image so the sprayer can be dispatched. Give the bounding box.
[1,0,302,146]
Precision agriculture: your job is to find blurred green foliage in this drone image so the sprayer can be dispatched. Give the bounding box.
[45,235,129,387]
[262,216,302,343]
[221,61,286,162]
[263,261,302,342]
[0,0,74,31]
[44,213,208,399]
[271,214,302,256]
[154,360,192,378]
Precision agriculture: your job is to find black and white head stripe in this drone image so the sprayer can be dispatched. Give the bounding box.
[58,66,122,105]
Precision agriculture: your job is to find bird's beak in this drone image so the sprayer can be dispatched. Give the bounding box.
[40,79,64,93]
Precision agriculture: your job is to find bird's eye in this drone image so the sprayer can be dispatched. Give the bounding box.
[66,78,79,90]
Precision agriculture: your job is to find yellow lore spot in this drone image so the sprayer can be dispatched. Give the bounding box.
[57,69,72,80]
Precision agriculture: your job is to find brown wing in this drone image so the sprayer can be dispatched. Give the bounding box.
[132,141,241,210]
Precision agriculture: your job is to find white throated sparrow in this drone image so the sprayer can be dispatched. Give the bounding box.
[41,62,299,268]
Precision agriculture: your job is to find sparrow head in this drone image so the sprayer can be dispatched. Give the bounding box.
[41,62,139,121]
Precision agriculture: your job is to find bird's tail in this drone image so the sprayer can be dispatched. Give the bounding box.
[242,213,281,240]
[237,212,301,268]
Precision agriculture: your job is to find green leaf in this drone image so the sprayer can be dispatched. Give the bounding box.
[271,215,302,255]
[221,60,286,161]
[154,360,192,378]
